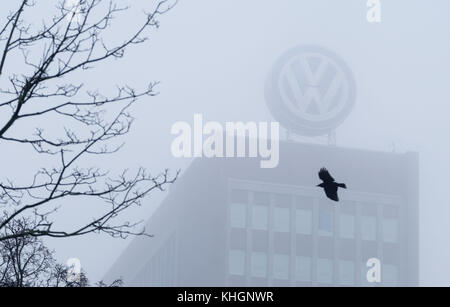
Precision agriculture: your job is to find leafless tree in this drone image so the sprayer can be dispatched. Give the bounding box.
[0,217,124,287]
[0,218,55,287]
[95,279,123,287]
[0,0,178,242]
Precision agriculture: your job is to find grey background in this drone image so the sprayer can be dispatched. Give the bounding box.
[2,0,449,286]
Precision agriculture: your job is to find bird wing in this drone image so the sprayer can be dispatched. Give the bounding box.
[318,168,335,182]
[324,185,339,202]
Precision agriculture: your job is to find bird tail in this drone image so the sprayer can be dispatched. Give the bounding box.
[337,183,347,189]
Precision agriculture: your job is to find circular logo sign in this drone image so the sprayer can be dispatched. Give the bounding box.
[265,45,356,136]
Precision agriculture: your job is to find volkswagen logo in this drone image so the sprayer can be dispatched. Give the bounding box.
[265,45,356,136]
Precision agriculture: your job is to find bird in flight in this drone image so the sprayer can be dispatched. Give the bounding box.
[316,168,347,202]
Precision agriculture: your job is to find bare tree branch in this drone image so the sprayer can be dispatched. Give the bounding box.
[0,0,178,242]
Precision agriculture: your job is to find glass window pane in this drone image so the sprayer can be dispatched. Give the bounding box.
[296,196,313,210]
[339,260,355,285]
[383,205,398,218]
[254,192,270,205]
[229,250,245,275]
[230,203,246,228]
[296,256,311,282]
[275,194,291,206]
[383,218,398,243]
[273,254,289,280]
[231,189,248,203]
[251,252,267,278]
[274,207,290,232]
[383,264,398,286]
[252,205,268,230]
[296,209,312,235]
[319,210,334,236]
[340,213,355,239]
[317,258,333,284]
[361,216,377,241]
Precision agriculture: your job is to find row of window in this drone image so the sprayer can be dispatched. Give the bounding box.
[133,235,177,286]
[230,203,398,243]
[229,250,398,286]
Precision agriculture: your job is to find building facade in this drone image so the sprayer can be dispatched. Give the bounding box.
[105,142,419,287]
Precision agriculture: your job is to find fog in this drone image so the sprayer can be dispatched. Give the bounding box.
[2,0,450,286]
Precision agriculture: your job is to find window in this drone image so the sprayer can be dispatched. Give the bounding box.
[273,254,289,280]
[383,218,398,243]
[383,205,398,218]
[251,252,267,278]
[295,256,311,282]
[339,212,355,239]
[296,196,312,208]
[361,216,377,241]
[319,210,334,236]
[317,258,333,284]
[339,260,355,285]
[230,203,246,228]
[231,189,248,203]
[274,207,290,232]
[383,264,398,286]
[254,192,270,205]
[229,250,245,275]
[252,205,268,230]
[275,194,291,206]
[296,209,312,235]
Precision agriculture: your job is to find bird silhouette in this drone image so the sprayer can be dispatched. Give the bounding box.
[316,168,346,202]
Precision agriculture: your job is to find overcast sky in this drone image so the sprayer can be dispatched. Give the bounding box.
[2,0,450,285]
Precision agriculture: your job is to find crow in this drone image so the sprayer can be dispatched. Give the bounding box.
[316,168,347,202]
